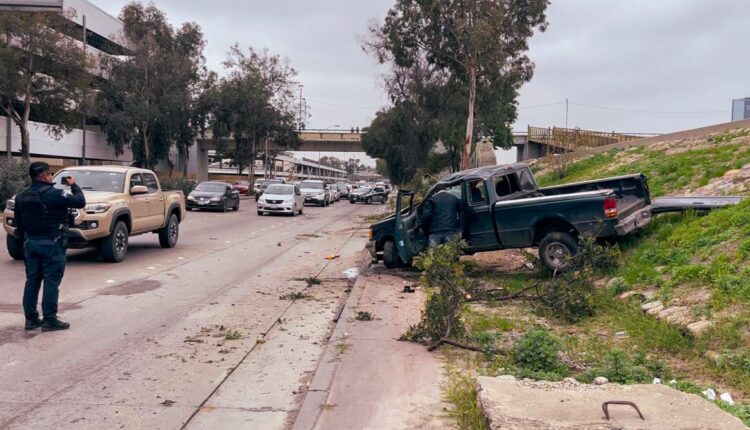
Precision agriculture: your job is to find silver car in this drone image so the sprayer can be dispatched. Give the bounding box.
[300,180,330,207]
[257,184,304,216]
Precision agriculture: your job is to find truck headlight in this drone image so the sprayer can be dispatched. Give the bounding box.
[84,203,111,214]
[187,195,195,201]
[5,199,14,211]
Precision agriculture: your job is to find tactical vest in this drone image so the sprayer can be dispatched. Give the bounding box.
[15,186,54,233]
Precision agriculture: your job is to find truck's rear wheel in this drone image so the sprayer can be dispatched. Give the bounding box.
[6,234,24,260]
[159,213,179,248]
[102,221,129,263]
[538,232,578,272]
[383,240,400,269]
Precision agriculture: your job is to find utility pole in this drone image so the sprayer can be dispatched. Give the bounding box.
[565,98,569,129]
[298,85,303,131]
[81,14,87,165]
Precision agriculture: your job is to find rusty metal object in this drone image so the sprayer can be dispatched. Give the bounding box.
[602,400,645,421]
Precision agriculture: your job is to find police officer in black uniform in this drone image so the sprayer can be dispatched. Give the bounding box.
[14,162,85,331]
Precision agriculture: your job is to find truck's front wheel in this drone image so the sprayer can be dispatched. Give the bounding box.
[102,221,129,263]
[538,232,578,273]
[6,234,24,260]
[383,240,400,269]
[159,213,179,248]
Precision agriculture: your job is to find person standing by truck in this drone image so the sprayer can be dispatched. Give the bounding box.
[421,188,463,247]
[14,162,86,331]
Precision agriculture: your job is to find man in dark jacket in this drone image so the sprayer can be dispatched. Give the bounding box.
[14,162,85,331]
[421,189,463,247]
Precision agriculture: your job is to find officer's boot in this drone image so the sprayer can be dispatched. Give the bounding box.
[24,317,43,330]
[41,318,70,332]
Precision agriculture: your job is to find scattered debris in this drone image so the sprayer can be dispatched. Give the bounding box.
[224,329,242,340]
[342,268,360,279]
[702,388,717,401]
[161,399,175,406]
[652,378,662,385]
[721,392,735,405]
[355,311,373,321]
[402,285,415,293]
[324,254,340,260]
[594,376,609,385]
[280,292,310,300]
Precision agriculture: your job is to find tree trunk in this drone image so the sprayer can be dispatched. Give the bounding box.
[142,127,150,169]
[20,125,30,162]
[248,138,256,190]
[461,65,477,170]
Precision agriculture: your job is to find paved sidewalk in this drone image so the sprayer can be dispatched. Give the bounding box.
[294,268,450,430]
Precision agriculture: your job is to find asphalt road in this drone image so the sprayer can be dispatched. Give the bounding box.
[0,198,382,429]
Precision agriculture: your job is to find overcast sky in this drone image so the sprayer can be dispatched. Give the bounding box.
[93,0,750,164]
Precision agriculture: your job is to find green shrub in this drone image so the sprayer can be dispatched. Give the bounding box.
[540,236,620,322]
[582,349,671,384]
[0,159,29,210]
[402,238,471,344]
[512,328,568,378]
[159,176,197,196]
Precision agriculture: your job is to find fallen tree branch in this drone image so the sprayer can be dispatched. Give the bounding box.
[468,282,541,302]
[427,337,485,352]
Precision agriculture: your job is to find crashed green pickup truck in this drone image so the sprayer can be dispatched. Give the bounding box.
[366,163,740,271]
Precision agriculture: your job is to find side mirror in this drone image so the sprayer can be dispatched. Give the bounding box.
[131,185,149,195]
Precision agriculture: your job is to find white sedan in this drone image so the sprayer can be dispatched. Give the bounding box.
[257,184,305,216]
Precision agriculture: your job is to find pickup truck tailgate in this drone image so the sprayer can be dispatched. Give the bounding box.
[651,196,742,214]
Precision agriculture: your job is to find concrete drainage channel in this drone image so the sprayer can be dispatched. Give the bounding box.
[291,260,372,430]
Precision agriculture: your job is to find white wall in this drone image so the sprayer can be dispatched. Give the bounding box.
[1,116,133,162]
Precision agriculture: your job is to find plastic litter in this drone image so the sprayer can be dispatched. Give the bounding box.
[652,378,662,385]
[324,254,340,260]
[702,388,716,401]
[342,268,360,279]
[669,379,677,386]
[720,392,735,405]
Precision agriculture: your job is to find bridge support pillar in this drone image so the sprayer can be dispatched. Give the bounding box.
[197,147,209,181]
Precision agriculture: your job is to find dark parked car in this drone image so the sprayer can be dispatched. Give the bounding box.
[255,178,285,200]
[336,182,351,198]
[349,187,387,204]
[366,163,740,271]
[187,181,240,212]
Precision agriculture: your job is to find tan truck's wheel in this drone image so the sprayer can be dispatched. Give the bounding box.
[159,213,179,248]
[102,221,128,263]
[6,234,25,260]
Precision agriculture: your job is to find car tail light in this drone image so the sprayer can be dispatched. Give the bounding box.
[604,197,617,218]
[368,229,373,240]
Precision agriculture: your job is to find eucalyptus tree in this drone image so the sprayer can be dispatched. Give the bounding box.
[0,10,90,161]
[99,3,206,169]
[372,0,549,168]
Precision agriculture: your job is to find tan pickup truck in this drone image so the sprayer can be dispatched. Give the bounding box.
[4,166,186,263]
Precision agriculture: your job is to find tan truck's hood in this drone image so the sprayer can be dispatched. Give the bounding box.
[80,191,121,204]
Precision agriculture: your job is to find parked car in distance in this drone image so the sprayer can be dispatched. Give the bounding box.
[187,181,240,212]
[233,180,250,194]
[255,178,285,200]
[257,184,304,216]
[4,166,185,263]
[300,180,330,206]
[336,182,350,198]
[349,187,388,204]
[328,184,340,202]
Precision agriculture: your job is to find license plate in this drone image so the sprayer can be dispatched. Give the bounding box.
[267,204,279,209]
[198,201,207,205]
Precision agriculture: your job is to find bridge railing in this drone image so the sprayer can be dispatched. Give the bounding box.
[527,126,645,152]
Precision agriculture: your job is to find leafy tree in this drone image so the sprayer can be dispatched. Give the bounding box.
[99,3,206,170]
[373,0,549,168]
[0,10,90,161]
[210,45,300,187]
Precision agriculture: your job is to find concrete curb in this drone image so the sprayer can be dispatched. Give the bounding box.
[291,264,369,430]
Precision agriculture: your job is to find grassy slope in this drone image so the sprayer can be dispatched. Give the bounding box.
[450,129,750,426]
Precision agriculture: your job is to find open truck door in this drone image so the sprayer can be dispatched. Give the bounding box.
[393,190,427,265]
